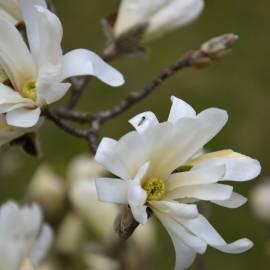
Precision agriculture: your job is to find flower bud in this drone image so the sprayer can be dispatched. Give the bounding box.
[250,179,270,222]
[200,33,238,59]
[55,212,86,257]
[27,165,66,221]
[110,0,204,53]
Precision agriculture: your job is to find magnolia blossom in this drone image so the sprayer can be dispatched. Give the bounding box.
[0,201,53,270]
[0,0,124,129]
[0,0,21,25]
[114,0,204,42]
[95,96,261,270]
[69,155,157,245]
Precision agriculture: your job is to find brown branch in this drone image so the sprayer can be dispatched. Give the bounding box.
[45,33,238,156]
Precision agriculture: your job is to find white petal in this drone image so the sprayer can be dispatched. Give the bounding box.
[167,165,225,191]
[150,201,198,219]
[190,151,261,182]
[0,84,32,105]
[168,96,196,123]
[18,0,47,65]
[6,107,41,128]
[0,17,36,91]
[146,0,204,41]
[95,133,147,180]
[30,225,53,265]
[29,4,63,68]
[129,111,159,133]
[212,192,247,208]
[95,178,128,204]
[61,49,124,87]
[130,205,148,225]
[181,214,253,254]
[154,209,207,254]
[0,0,22,23]
[128,163,149,207]
[114,0,167,37]
[146,108,228,178]
[166,183,233,201]
[36,82,71,105]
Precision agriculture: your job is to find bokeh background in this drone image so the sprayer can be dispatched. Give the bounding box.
[1,0,270,269]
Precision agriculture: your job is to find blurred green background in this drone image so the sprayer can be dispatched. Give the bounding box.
[1,0,270,269]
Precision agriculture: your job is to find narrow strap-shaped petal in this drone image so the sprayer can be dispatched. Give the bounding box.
[0,17,36,91]
[154,209,207,254]
[19,0,47,65]
[6,107,41,128]
[34,5,63,68]
[189,150,261,182]
[146,0,204,41]
[114,0,168,37]
[165,183,233,201]
[0,0,22,24]
[95,178,128,204]
[211,192,247,208]
[180,214,253,254]
[150,201,199,219]
[168,96,196,123]
[30,225,53,265]
[167,165,225,191]
[61,49,124,87]
[129,111,159,133]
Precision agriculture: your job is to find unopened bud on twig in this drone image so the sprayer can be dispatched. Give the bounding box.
[201,33,238,59]
[191,33,238,69]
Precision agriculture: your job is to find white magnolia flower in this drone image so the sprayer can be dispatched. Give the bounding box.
[0,201,53,270]
[250,179,270,223]
[95,96,261,270]
[0,0,21,25]
[0,0,124,128]
[114,0,204,42]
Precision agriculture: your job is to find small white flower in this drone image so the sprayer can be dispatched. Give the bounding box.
[95,96,261,270]
[114,0,204,42]
[0,0,124,128]
[0,201,53,270]
[250,179,270,223]
[0,0,21,25]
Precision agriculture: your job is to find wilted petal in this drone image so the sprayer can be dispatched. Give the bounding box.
[0,17,36,91]
[95,178,128,204]
[6,107,41,128]
[181,214,253,254]
[129,111,159,133]
[61,49,124,87]
[168,96,196,123]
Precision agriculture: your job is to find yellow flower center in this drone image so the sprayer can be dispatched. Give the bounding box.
[143,177,166,201]
[22,79,37,101]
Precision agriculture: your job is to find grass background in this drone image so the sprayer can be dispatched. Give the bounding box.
[0,0,270,269]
